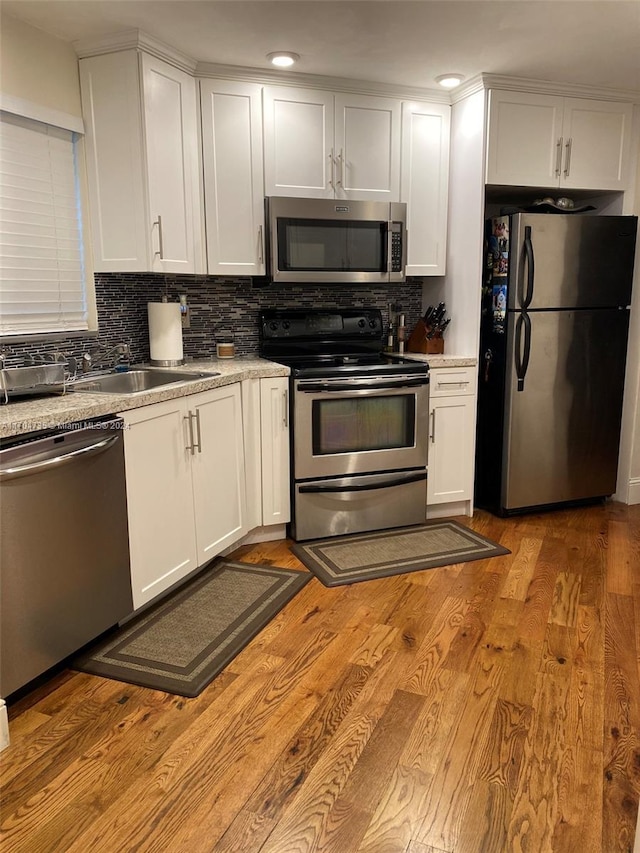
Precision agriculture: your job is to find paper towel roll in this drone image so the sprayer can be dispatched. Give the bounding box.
[148,302,183,364]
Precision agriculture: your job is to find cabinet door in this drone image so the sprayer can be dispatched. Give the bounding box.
[260,377,291,526]
[120,399,197,610]
[486,90,564,187]
[190,384,248,563]
[560,98,633,191]
[401,101,450,275]
[263,86,335,198]
[79,51,148,272]
[242,378,263,530]
[201,80,265,274]
[141,54,202,273]
[427,396,475,504]
[334,94,401,200]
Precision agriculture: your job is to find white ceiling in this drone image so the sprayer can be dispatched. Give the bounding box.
[3,0,640,94]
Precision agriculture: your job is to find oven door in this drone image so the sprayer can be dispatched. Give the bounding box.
[293,374,429,480]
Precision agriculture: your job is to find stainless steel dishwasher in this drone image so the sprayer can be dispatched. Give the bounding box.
[0,416,133,696]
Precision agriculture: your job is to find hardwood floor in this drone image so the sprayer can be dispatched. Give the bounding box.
[1,504,639,852]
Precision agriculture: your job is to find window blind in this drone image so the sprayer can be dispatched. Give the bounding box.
[0,111,89,336]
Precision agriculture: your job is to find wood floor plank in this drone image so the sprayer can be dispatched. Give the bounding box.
[356,765,433,853]
[499,535,543,601]
[414,652,506,850]
[548,571,582,628]
[1,505,638,853]
[606,519,635,595]
[245,663,371,820]
[506,672,571,852]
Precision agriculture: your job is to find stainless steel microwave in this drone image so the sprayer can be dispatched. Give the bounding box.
[266,197,407,284]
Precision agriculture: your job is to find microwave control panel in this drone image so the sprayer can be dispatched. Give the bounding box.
[391,224,403,272]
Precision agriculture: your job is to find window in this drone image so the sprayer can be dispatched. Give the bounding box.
[0,110,96,337]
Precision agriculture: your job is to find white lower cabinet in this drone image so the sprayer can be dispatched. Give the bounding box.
[427,367,477,517]
[120,384,247,609]
[241,376,291,530]
[260,377,290,526]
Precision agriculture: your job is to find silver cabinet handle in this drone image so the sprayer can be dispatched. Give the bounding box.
[184,413,195,454]
[0,434,118,480]
[193,409,202,454]
[184,411,201,454]
[154,215,164,259]
[564,138,572,177]
[258,225,264,264]
[337,148,344,186]
[283,388,288,428]
[329,149,335,189]
[430,410,436,444]
[555,137,563,177]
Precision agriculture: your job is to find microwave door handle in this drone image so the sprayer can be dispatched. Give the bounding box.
[387,220,393,278]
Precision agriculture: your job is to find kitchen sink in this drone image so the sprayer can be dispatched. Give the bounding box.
[70,368,220,395]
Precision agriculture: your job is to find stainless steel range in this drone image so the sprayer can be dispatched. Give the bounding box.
[260,308,430,541]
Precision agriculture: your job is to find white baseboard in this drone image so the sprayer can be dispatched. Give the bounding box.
[628,478,640,505]
[426,500,473,519]
[228,524,288,549]
[0,700,9,751]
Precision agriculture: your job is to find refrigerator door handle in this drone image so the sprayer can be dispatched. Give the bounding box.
[522,226,535,309]
[514,312,532,392]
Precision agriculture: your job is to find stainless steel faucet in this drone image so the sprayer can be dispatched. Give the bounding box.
[81,343,132,373]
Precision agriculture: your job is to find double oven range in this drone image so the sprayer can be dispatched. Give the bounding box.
[260,308,430,541]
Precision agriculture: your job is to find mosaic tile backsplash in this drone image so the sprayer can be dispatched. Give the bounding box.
[6,274,424,366]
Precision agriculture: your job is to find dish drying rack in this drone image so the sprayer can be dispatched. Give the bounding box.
[0,353,77,404]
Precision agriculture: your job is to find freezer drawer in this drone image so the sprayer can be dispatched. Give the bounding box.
[292,469,427,541]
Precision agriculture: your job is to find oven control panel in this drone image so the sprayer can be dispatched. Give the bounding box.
[261,309,383,339]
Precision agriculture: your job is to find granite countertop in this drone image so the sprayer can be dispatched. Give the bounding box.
[399,353,477,368]
[1,353,477,439]
[0,357,289,439]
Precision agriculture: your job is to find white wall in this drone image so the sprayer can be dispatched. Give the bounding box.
[0,12,82,117]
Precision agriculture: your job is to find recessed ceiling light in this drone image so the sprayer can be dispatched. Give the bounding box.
[436,73,465,89]
[267,52,300,68]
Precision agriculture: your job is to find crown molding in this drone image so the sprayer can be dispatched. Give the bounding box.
[449,74,486,104]
[478,73,640,104]
[73,29,197,75]
[195,61,450,103]
[71,30,640,105]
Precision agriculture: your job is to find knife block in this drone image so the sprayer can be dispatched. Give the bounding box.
[407,319,444,354]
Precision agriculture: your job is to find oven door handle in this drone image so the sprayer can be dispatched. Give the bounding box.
[298,378,429,393]
[299,470,427,494]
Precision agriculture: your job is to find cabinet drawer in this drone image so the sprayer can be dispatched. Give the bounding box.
[429,367,476,397]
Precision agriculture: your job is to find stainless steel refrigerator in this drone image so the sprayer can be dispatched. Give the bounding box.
[475,213,637,515]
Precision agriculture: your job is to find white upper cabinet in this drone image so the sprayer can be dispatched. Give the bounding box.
[263,86,335,198]
[263,86,401,200]
[80,50,203,273]
[560,98,633,190]
[486,90,633,191]
[200,80,265,275]
[401,101,450,276]
[333,94,401,200]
